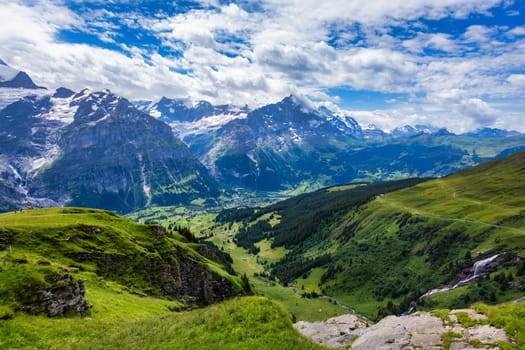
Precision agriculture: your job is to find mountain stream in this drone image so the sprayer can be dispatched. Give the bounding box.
[420,253,501,299]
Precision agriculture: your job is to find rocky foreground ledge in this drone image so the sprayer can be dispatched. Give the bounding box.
[295,309,510,349]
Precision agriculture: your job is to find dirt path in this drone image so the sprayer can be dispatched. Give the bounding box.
[377,197,525,235]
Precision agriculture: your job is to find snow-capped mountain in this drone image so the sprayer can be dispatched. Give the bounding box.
[390,124,442,138]
[361,124,389,140]
[138,97,249,122]
[0,61,219,212]
[0,59,47,111]
[137,97,250,141]
[184,95,363,190]
[2,59,524,206]
[138,93,525,192]
[0,84,87,211]
[138,95,464,144]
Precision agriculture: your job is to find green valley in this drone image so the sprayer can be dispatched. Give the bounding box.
[2,3,525,348]
[1,152,524,349]
[213,151,525,321]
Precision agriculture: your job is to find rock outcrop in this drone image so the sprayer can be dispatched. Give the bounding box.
[294,314,368,348]
[24,273,89,317]
[296,309,510,349]
[66,224,238,307]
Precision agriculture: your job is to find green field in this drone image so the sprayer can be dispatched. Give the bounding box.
[0,296,325,350]
[205,220,348,321]
[251,277,348,321]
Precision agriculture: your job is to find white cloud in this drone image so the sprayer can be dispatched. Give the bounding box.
[261,0,503,25]
[0,0,523,132]
[403,33,457,53]
[507,74,525,87]
[506,26,525,36]
[463,25,498,44]
[147,3,255,50]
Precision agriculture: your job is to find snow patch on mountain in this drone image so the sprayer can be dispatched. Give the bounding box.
[44,95,79,125]
[171,112,248,139]
[0,88,48,111]
[30,143,61,173]
[391,124,441,137]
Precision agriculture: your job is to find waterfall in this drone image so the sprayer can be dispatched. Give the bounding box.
[419,253,500,299]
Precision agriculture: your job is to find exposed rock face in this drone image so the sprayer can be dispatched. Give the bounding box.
[0,61,221,213]
[66,225,237,307]
[156,252,238,306]
[25,273,89,317]
[294,314,368,348]
[0,84,220,213]
[142,94,497,192]
[296,309,509,349]
[0,59,42,89]
[29,90,220,212]
[196,95,359,190]
[0,180,24,212]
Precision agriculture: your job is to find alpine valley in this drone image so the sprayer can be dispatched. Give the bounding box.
[1,59,525,350]
[1,60,524,212]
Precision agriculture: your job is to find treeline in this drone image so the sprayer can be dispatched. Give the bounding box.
[272,254,332,285]
[235,220,272,254]
[269,178,426,248]
[168,224,198,243]
[231,178,427,253]
[215,207,257,224]
[320,264,343,284]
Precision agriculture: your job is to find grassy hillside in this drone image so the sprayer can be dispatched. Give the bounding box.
[214,151,525,320]
[0,208,328,349]
[0,207,245,320]
[0,296,324,349]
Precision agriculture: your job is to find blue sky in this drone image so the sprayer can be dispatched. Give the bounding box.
[0,0,524,132]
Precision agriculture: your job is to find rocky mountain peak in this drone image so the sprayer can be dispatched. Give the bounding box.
[0,59,43,90]
[0,82,220,212]
[272,94,316,114]
[70,89,131,125]
[52,87,75,99]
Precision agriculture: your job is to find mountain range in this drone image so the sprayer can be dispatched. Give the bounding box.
[138,94,525,192]
[0,61,219,213]
[1,59,524,213]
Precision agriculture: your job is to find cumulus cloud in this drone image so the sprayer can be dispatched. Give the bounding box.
[261,0,503,25]
[403,33,458,53]
[506,26,525,37]
[507,74,525,87]
[0,0,523,131]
